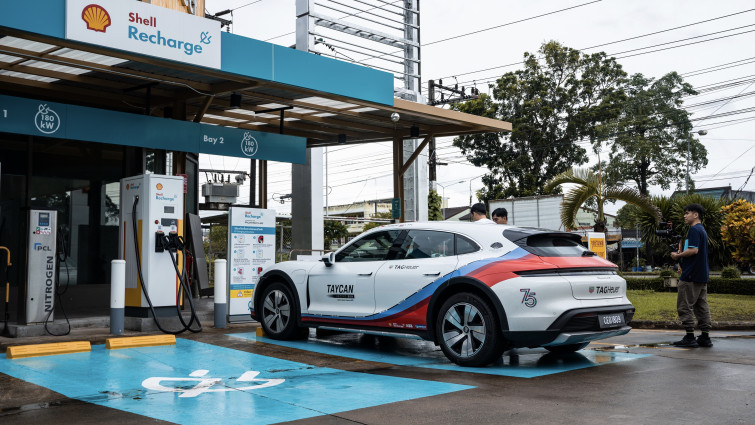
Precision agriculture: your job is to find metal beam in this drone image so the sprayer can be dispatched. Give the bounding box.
[193,95,215,122]
[400,135,432,175]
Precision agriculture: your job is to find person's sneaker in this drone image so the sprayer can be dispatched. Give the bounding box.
[672,334,699,347]
[697,335,713,347]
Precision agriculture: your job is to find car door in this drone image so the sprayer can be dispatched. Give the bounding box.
[373,230,459,314]
[307,230,401,317]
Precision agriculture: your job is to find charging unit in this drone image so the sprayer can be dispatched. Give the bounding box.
[119,174,184,315]
[25,209,57,324]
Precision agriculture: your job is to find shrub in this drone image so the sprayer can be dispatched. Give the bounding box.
[659,268,679,278]
[625,277,755,295]
[721,199,755,265]
[721,266,741,279]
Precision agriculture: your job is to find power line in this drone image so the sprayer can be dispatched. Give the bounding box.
[357,0,605,66]
[579,8,755,52]
[424,0,603,47]
[263,0,403,42]
[429,24,755,89]
[697,144,755,189]
[613,28,755,60]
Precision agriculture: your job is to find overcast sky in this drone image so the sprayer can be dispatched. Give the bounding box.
[201,0,755,216]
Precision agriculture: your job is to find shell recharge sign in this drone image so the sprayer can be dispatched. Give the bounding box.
[66,0,221,69]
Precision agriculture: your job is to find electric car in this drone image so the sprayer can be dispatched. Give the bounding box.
[250,222,634,366]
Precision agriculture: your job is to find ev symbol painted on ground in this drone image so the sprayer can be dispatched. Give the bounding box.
[142,369,284,397]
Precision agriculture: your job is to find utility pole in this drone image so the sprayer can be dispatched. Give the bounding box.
[687,129,708,194]
[428,80,436,185]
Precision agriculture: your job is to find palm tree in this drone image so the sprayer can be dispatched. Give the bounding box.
[545,168,661,232]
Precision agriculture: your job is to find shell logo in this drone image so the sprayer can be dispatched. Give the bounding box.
[156,183,163,190]
[81,4,111,33]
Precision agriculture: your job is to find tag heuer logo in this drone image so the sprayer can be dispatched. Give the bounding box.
[589,286,595,293]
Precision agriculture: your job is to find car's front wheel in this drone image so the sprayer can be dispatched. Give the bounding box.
[436,292,504,366]
[260,282,300,340]
[544,342,589,354]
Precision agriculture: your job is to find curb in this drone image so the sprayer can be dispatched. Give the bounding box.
[630,320,755,331]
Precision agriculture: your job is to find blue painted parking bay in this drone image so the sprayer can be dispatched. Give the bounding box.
[232,333,650,378]
[0,339,473,425]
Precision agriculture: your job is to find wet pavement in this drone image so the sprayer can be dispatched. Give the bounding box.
[1,326,754,425]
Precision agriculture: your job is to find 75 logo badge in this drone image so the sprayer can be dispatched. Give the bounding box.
[520,288,537,308]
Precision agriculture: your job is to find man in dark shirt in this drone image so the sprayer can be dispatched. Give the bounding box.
[670,203,712,347]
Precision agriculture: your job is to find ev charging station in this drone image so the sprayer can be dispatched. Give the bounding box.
[118,174,185,316]
[24,210,58,324]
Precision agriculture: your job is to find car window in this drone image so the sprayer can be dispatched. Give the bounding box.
[335,230,401,262]
[456,235,480,255]
[516,234,590,257]
[397,230,455,259]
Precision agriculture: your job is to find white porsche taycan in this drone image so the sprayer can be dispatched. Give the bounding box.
[250,222,634,366]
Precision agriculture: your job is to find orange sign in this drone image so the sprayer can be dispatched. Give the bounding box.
[587,232,607,259]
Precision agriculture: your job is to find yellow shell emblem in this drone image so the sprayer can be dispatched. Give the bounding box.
[81,4,111,33]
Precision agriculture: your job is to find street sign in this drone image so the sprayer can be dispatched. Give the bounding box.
[391,198,401,219]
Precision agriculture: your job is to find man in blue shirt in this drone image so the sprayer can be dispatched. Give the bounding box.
[670,203,712,347]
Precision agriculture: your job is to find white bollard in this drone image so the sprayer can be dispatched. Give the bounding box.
[213,259,227,329]
[110,260,126,335]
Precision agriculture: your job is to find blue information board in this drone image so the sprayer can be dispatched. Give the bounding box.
[0,94,306,163]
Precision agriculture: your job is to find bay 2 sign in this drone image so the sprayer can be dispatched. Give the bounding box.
[66,0,221,69]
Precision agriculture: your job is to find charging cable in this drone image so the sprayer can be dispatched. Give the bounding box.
[131,196,201,334]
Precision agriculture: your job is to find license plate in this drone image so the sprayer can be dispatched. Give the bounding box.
[598,313,626,329]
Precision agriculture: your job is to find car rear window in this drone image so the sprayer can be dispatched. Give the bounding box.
[456,235,480,255]
[503,230,589,257]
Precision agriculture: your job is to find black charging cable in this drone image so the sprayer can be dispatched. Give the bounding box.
[44,224,71,336]
[131,196,201,334]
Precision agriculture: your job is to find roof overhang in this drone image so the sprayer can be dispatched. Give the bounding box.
[1,2,510,150]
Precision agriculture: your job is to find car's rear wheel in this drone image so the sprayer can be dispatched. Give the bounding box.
[260,282,300,340]
[436,292,503,366]
[544,342,589,354]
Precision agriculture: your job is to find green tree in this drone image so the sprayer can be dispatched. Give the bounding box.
[630,194,730,266]
[598,72,707,195]
[428,189,443,221]
[324,220,349,250]
[614,203,640,229]
[203,224,228,259]
[453,41,627,201]
[363,212,392,232]
[545,168,660,232]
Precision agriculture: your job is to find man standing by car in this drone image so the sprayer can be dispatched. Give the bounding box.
[470,203,494,224]
[670,203,712,348]
[492,208,508,224]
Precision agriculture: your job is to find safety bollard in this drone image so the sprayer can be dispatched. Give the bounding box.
[213,259,227,329]
[110,260,126,335]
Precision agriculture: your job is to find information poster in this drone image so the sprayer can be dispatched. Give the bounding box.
[227,207,276,320]
[587,232,607,259]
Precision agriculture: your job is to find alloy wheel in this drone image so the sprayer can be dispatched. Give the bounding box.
[442,302,487,358]
[262,289,291,333]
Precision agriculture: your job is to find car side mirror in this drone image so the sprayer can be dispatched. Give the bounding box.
[322,252,336,267]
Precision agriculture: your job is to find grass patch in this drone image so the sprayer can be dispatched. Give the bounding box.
[627,290,755,322]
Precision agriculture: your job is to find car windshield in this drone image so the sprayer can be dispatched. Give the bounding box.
[335,230,401,262]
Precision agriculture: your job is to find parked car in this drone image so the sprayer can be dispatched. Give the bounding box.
[250,222,634,366]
